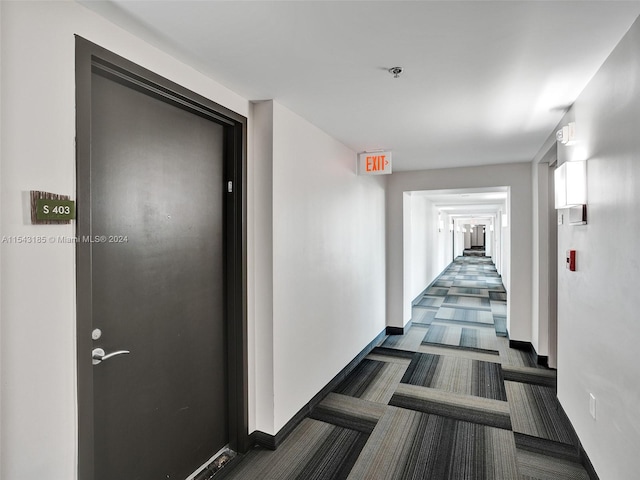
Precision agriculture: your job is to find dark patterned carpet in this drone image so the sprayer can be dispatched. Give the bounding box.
[216,257,591,480]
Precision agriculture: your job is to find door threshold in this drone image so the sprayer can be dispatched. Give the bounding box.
[186,447,236,480]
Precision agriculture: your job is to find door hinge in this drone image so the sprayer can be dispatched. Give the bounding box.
[227,181,233,193]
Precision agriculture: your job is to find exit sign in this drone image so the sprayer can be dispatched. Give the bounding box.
[358,151,392,175]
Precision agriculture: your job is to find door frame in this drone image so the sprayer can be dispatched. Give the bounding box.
[75,37,249,480]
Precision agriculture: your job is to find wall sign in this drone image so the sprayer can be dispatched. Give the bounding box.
[30,191,75,224]
[358,151,392,175]
[37,198,75,221]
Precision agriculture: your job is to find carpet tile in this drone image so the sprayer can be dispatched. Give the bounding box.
[448,286,490,297]
[517,449,589,480]
[494,315,508,336]
[380,325,427,351]
[334,359,385,398]
[219,418,368,480]
[489,291,508,301]
[410,306,438,325]
[220,256,590,480]
[400,352,507,401]
[496,337,541,368]
[335,359,407,404]
[435,307,494,324]
[490,300,507,316]
[502,365,557,388]
[369,346,416,361]
[389,383,513,430]
[505,381,577,445]
[423,322,498,351]
[443,294,491,309]
[310,393,387,434]
[414,295,444,307]
[346,406,519,480]
[488,284,507,293]
[366,353,412,367]
[513,433,581,464]
[452,279,491,288]
[432,280,454,288]
[425,286,449,296]
[418,343,502,363]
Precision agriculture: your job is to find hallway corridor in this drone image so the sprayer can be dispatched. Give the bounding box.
[216,257,591,480]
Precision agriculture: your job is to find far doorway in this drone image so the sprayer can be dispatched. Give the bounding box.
[470,224,486,249]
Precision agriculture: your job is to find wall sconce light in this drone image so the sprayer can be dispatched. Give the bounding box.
[462,227,467,233]
[555,160,587,208]
[449,221,454,232]
[555,160,587,224]
[489,224,494,232]
[438,214,444,232]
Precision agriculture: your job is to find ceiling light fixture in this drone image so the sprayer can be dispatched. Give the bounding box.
[388,67,403,78]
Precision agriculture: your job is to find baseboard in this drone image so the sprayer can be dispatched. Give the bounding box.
[535,354,549,368]
[508,339,549,367]
[250,430,277,450]
[508,339,530,351]
[386,320,411,335]
[386,326,404,335]
[251,328,388,451]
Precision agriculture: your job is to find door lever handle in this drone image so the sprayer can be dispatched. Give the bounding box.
[92,347,130,365]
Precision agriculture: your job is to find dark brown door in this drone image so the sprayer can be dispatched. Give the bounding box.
[89,68,227,480]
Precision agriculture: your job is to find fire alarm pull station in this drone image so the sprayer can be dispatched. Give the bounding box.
[566,250,576,271]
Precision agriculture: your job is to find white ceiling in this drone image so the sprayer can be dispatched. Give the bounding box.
[80,1,640,172]
[412,187,508,220]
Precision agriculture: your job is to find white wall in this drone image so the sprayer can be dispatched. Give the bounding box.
[387,164,531,342]
[432,211,451,278]
[269,101,386,432]
[404,194,432,306]
[485,223,493,257]
[463,227,472,249]
[1,4,389,476]
[439,213,454,271]
[501,199,511,301]
[453,222,465,258]
[531,162,551,357]
[248,101,275,435]
[494,213,503,275]
[531,125,559,363]
[0,2,249,479]
[547,164,558,369]
[0,2,3,470]
[553,15,640,480]
[403,195,457,320]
